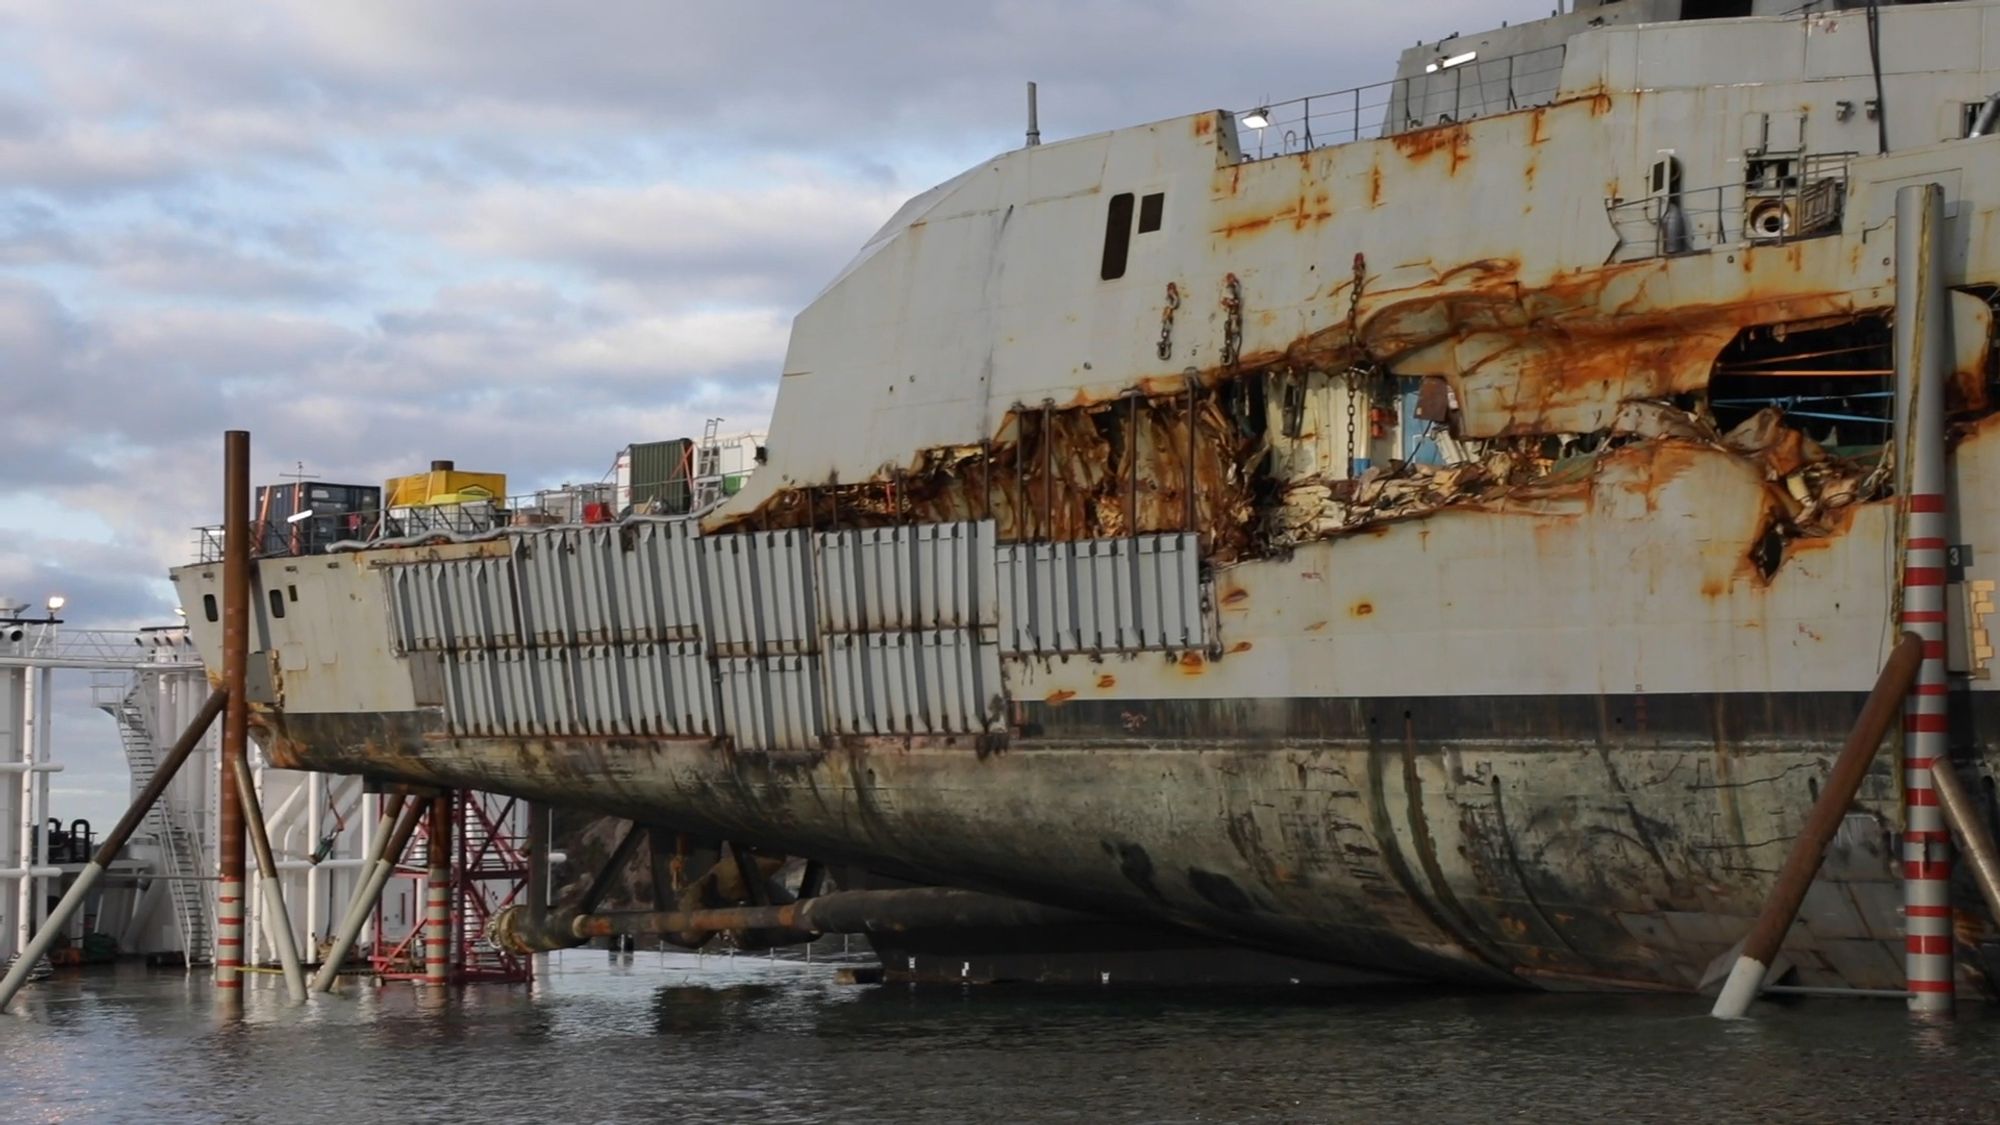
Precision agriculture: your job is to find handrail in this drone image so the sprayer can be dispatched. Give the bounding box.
[1230,45,1567,161]
[1605,153,1855,261]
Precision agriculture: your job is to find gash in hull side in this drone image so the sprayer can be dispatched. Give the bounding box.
[176,0,2000,991]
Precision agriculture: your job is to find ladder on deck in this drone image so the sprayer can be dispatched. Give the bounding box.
[102,685,213,967]
[692,417,725,512]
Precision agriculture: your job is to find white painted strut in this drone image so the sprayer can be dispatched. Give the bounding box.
[311,797,419,993]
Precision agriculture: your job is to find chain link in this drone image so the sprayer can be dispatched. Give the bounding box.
[1221,273,1243,368]
[1344,253,1366,474]
[1157,282,1179,361]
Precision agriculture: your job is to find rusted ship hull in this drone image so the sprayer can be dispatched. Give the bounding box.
[260,685,1947,993]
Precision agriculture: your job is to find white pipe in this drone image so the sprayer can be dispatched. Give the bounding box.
[0,867,62,878]
[305,771,322,946]
[276,858,366,872]
[0,862,104,1011]
[258,872,307,1002]
[15,669,34,956]
[0,763,64,774]
[32,667,49,937]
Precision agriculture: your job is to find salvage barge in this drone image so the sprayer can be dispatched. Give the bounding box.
[172,1,2000,995]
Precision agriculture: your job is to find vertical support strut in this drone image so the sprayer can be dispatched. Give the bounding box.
[424,794,452,986]
[15,666,37,960]
[1894,181,1954,1016]
[217,430,251,1005]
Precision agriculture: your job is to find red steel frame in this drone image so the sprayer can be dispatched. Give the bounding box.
[370,790,533,984]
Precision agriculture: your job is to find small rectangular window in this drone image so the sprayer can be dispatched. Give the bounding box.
[1100,192,1135,281]
[203,594,218,622]
[1138,192,1165,233]
[287,584,299,603]
[268,589,286,618]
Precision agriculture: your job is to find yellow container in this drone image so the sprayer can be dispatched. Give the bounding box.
[385,463,507,508]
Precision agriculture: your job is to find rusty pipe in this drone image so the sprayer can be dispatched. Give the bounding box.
[1711,630,1924,1018]
[1930,762,2000,922]
[0,690,225,1013]
[493,888,1100,955]
[217,430,250,1002]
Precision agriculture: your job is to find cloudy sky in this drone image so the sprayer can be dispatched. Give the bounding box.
[1,0,1514,823]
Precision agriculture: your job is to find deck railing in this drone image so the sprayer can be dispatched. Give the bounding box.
[1231,45,1568,161]
[190,472,756,562]
[1605,153,1855,261]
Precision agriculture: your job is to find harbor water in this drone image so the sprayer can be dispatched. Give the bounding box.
[7,953,2000,1123]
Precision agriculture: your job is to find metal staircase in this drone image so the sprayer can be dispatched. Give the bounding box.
[100,682,213,967]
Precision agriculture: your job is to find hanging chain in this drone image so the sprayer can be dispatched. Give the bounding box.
[1343,253,1367,474]
[1157,282,1180,361]
[1221,273,1243,368]
[1345,371,1359,473]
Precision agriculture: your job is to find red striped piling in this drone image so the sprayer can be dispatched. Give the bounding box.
[424,795,452,986]
[1894,182,1954,1015]
[218,431,251,1004]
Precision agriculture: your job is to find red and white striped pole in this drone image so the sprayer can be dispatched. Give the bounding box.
[1894,182,1954,1016]
[217,431,251,1006]
[423,794,452,987]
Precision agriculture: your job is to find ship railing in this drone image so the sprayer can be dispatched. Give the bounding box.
[1604,153,1856,262]
[1231,45,1567,162]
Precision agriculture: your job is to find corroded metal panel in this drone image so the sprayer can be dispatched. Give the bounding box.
[824,630,1002,735]
[715,654,821,751]
[996,534,1202,655]
[701,529,817,657]
[816,521,997,633]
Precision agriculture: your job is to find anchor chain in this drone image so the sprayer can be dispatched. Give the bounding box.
[1158,282,1180,361]
[1221,273,1243,368]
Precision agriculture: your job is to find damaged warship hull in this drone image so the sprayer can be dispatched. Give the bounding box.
[175,1,2000,992]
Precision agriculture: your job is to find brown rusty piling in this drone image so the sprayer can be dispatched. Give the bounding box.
[1710,631,1924,1019]
[0,690,227,1012]
[217,431,250,1004]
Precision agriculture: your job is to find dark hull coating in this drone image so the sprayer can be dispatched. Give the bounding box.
[257,688,2000,996]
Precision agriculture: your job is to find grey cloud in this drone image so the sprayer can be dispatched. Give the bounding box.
[13,2,1513,192]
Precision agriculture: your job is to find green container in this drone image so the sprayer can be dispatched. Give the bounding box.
[630,438,694,514]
